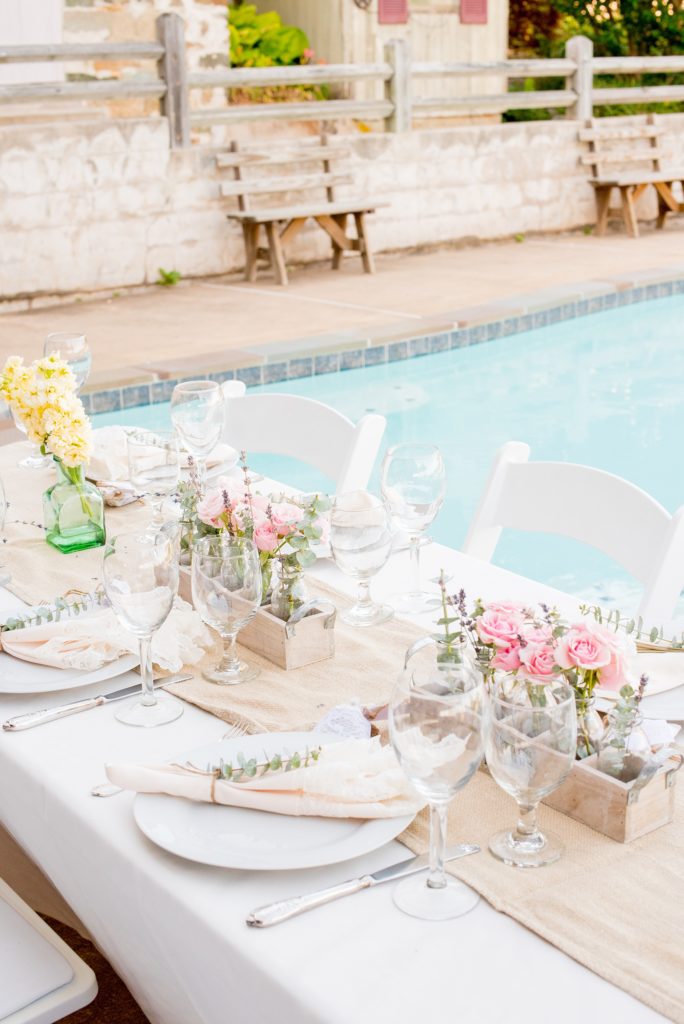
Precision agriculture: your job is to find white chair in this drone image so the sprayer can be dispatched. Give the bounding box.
[223,393,386,493]
[463,441,684,626]
[0,877,97,1024]
[221,380,246,400]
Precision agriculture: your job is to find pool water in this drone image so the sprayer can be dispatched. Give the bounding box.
[94,295,684,614]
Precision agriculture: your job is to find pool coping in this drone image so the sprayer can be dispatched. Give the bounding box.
[81,267,684,416]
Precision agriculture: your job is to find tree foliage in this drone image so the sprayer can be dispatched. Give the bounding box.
[228,3,309,68]
[509,1,684,57]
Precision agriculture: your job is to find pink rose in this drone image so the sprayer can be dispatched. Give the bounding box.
[522,623,553,643]
[197,489,225,528]
[519,642,556,678]
[270,502,302,537]
[476,608,524,648]
[590,622,634,691]
[314,515,330,546]
[254,521,279,553]
[491,642,522,672]
[555,623,612,673]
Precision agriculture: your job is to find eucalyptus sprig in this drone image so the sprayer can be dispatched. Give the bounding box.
[214,745,322,783]
[1,586,108,634]
[579,603,684,650]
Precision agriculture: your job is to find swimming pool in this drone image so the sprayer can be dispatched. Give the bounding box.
[94,294,684,614]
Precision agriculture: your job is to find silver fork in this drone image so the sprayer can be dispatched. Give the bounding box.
[90,722,249,797]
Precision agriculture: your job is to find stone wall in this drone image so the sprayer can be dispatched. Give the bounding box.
[2,114,682,306]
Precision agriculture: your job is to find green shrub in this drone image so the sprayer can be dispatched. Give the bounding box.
[228,3,309,68]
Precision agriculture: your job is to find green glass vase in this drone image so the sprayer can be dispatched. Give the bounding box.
[43,459,106,553]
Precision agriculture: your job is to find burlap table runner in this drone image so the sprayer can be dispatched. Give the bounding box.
[0,442,681,1020]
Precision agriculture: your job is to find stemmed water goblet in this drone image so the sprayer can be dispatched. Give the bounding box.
[330,491,393,627]
[44,332,91,392]
[192,535,262,685]
[170,380,224,498]
[486,675,577,868]
[0,476,10,586]
[127,429,181,527]
[380,443,446,615]
[103,529,183,728]
[389,659,485,920]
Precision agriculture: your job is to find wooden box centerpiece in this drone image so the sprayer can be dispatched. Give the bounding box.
[179,567,335,671]
[543,753,681,843]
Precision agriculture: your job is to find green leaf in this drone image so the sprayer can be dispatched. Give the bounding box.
[296,549,316,568]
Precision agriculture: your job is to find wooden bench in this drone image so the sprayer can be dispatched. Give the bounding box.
[581,114,684,238]
[217,137,387,286]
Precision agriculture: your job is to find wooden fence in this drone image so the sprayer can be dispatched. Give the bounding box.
[2,17,684,147]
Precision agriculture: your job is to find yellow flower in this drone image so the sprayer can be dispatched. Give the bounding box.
[0,354,92,467]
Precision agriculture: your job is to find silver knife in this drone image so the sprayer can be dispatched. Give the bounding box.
[2,673,194,732]
[246,843,480,927]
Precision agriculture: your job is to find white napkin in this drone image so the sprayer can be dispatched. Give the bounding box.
[1,598,211,673]
[106,736,424,819]
[598,651,684,700]
[89,426,237,483]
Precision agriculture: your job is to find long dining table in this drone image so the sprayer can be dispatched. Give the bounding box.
[0,536,670,1024]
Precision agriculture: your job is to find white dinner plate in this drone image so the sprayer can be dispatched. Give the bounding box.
[0,652,139,695]
[134,731,415,871]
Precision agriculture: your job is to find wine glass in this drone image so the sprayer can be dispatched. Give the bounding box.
[170,381,223,497]
[192,535,262,685]
[330,491,393,627]
[11,409,50,470]
[486,676,577,868]
[103,529,183,728]
[380,443,446,615]
[44,332,91,392]
[389,660,485,920]
[0,476,10,586]
[127,429,181,527]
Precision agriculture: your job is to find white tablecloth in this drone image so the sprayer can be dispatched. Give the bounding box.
[0,542,668,1024]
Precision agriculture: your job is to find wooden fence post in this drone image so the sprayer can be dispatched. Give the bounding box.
[384,39,411,132]
[156,13,189,148]
[565,35,593,121]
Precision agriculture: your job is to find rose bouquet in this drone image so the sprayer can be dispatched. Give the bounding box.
[439,579,638,758]
[180,454,330,621]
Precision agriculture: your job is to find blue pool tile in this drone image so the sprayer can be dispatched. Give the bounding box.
[314,353,340,375]
[288,357,313,379]
[672,279,684,295]
[236,366,263,387]
[502,317,521,336]
[409,336,431,357]
[364,345,387,366]
[150,378,178,404]
[557,302,577,322]
[449,329,468,348]
[468,324,488,345]
[388,341,409,362]
[81,392,93,415]
[517,314,535,333]
[658,281,674,298]
[427,332,449,353]
[532,310,550,329]
[602,292,617,309]
[575,299,589,317]
[484,320,503,341]
[630,286,646,305]
[208,369,235,385]
[263,362,289,384]
[91,388,122,413]
[645,283,659,300]
[340,349,364,371]
[122,383,152,409]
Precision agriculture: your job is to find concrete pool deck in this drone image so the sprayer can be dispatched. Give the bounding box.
[2,222,684,404]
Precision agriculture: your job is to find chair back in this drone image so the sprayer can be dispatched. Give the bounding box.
[223,392,386,493]
[463,441,684,626]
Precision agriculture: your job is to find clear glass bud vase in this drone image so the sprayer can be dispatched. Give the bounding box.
[270,558,308,621]
[43,459,106,553]
[575,694,605,760]
[596,711,651,782]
